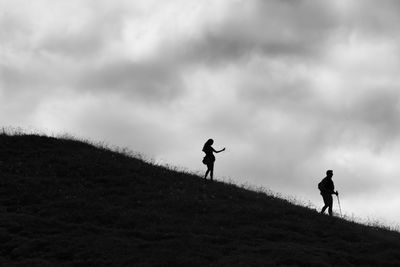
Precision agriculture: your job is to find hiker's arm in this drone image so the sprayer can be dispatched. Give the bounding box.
[331,186,337,195]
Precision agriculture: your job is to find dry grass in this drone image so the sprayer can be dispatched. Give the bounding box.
[1,131,400,266]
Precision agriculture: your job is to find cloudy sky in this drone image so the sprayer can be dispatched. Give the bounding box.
[2,0,400,225]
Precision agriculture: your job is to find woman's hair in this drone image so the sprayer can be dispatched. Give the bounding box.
[203,138,214,151]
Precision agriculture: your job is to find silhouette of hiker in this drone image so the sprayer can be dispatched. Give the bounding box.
[318,170,338,216]
[202,139,225,181]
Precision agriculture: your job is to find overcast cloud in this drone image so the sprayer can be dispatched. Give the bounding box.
[2,0,400,225]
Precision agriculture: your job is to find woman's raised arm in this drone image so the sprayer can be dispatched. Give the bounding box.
[213,147,226,153]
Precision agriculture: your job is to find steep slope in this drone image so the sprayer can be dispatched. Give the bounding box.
[0,133,400,266]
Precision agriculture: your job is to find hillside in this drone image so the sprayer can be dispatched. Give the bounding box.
[1,133,400,266]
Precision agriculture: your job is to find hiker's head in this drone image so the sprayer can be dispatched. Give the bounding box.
[326,170,333,177]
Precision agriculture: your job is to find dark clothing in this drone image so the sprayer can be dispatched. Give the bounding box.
[321,194,333,215]
[202,143,218,181]
[202,145,215,166]
[322,194,333,206]
[319,177,335,195]
[319,176,335,216]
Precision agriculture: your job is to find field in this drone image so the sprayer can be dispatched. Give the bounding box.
[1,132,400,266]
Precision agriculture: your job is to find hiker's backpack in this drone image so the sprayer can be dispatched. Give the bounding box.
[318,179,325,192]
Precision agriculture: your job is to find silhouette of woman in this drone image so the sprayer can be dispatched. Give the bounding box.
[202,139,225,181]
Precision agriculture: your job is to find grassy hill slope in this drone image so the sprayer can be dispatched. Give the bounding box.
[1,133,400,266]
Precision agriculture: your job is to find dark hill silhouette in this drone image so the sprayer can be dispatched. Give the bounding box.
[1,133,400,266]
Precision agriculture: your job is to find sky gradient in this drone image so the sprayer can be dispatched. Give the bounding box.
[2,0,400,225]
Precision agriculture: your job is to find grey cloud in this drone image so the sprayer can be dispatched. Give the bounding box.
[178,0,339,65]
[343,89,400,148]
[196,102,260,138]
[1,57,78,97]
[37,9,125,58]
[237,68,400,150]
[0,13,31,48]
[72,105,179,156]
[346,0,400,38]
[1,64,51,92]
[352,90,400,127]
[77,61,184,103]
[1,1,187,104]
[39,29,107,58]
[1,0,341,104]
[237,74,315,109]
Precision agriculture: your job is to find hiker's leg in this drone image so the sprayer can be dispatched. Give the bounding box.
[321,205,327,214]
[327,195,333,216]
[321,194,329,214]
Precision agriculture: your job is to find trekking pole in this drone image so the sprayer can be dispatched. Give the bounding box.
[336,192,342,217]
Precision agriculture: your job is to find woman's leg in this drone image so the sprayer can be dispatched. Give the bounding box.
[204,168,210,179]
[209,163,214,181]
